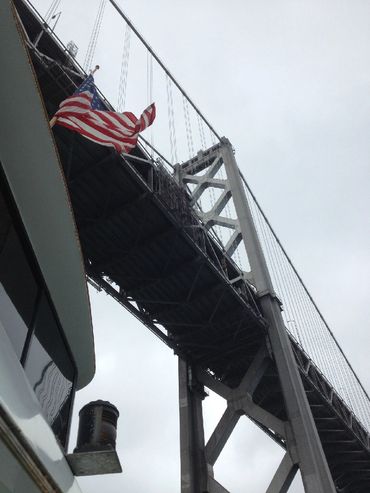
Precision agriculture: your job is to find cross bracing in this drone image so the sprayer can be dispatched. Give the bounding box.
[178,142,370,434]
[14,1,370,491]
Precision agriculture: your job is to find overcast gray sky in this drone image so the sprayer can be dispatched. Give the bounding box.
[33,0,370,491]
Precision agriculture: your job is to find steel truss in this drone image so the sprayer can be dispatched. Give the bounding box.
[177,139,336,493]
[179,354,293,493]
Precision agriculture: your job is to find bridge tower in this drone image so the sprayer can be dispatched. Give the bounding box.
[175,138,336,493]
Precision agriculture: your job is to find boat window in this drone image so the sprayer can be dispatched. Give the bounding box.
[0,173,76,448]
[0,282,30,360]
[24,293,74,447]
[0,193,38,358]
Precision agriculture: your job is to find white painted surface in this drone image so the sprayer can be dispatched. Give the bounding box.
[0,0,95,389]
[0,322,83,493]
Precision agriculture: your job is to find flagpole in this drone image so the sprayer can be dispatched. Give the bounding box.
[49,65,100,128]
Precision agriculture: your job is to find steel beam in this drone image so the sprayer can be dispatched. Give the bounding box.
[220,137,336,493]
[196,370,231,400]
[205,407,240,466]
[237,346,269,394]
[234,394,286,438]
[179,359,208,493]
[205,346,285,460]
[208,477,230,493]
[180,345,287,491]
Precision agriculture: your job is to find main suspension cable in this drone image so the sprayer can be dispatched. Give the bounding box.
[108,0,221,141]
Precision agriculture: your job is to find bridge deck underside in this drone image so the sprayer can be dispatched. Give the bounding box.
[56,124,267,388]
[14,1,370,491]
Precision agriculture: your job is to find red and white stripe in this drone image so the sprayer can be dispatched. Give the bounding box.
[55,92,156,153]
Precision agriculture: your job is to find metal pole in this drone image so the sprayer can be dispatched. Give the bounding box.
[220,138,336,493]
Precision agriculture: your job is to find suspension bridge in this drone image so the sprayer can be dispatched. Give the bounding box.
[14,0,370,492]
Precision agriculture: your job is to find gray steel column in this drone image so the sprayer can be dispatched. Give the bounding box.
[220,138,336,493]
[178,358,208,493]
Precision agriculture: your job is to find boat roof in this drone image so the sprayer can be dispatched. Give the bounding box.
[0,2,95,389]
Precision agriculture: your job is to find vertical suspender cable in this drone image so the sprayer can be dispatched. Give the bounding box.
[146,51,154,156]
[84,0,107,72]
[197,113,207,149]
[241,173,370,427]
[166,75,178,164]
[147,51,153,106]
[117,24,131,111]
[44,0,60,24]
[183,96,194,159]
[108,0,221,142]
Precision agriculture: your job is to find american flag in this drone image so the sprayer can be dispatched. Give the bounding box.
[54,75,156,153]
